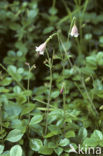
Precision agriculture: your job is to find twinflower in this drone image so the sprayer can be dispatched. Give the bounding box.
[70,24,79,37]
[36,42,47,55]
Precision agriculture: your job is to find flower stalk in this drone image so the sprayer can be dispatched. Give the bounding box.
[35,32,57,55]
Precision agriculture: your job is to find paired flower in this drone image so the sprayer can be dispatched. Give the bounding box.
[70,24,79,37]
[35,42,47,55]
[35,21,79,55]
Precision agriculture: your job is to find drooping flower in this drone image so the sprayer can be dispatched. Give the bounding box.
[36,42,47,55]
[70,24,79,37]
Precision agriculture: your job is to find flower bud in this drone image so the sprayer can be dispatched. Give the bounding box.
[60,88,64,94]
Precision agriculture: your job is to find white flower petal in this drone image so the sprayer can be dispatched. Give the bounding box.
[70,24,79,38]
[35,42,46,55]
[74,33,79,37]
[39,51,44,55]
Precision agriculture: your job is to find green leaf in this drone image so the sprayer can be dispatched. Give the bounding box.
[99,36,103,47]
[56,119,64,127]
[27,9,38,19]
[48,142,57,148]
[48,111,59,124]
[8,65,16,73]
[7,65,22,82]
[0,150,10,156]
[44,131,60,138]
[93,79,103,90]
[0,145,4,154]
[83,137,98,147]
[11,119,27,132]
[16,94,26,104]
[0,77,12,86]
[48,125,62,135]
[81,66,95,75]
[21,103,35,116]
[4,102,22,119]
[59,138,70,147]
[30,124,43,136]
[51,91,59,99]
[6,129,24,142]
[22,90,32,97]
[63,69,74,77]
[78,127,87,140]
[39,146,53,155]
[10,145,22,156]
[13,86,21,94]
[96,52,103,66]
[91,130,103,141]
[95,90,103,98]
[29,114,43,126]
[85,33,92,40]
[9,23,21,31]
[0,87,9,93]
[33,86,47,95]
[15,42,27,54]
[49,7,58,15]
[54,147,63,156]
[86,55,97,68]
[43,26,54,34]
[65,130,75,138]
[30,139,43,151]
[17,68,24,74]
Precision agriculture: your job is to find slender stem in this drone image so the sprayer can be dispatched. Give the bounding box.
[0,104,2,131]
[46,32,57,44]
[79,0,89,48]
[45,50,53,134]
[27,66,30,104]
[76,38,82,54]
[67,16,96,115]
[52,0,56,7]
[26,65,31,138]
[57,31,73,68]
[77,68,98,116]
[57,30,97,118]
[63,85,66,135]
[57,33,67,135]
[44,32,58,134]
[81,76,98,116]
